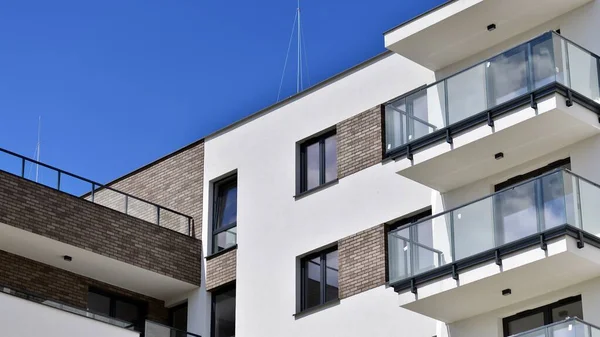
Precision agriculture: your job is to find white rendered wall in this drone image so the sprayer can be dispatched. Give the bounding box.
[201,52,438,337]
[0,292,139,337]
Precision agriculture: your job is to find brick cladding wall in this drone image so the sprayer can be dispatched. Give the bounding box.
[205,248,237,291]
[338,224,386,299]
[92,141,204,238]
[0,170,201,285]
[0,249,168,323]
[337,105,383,179]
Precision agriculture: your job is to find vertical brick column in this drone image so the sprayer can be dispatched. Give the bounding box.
[338,224,386,299]
[337,105,383,179]
[205,248,237,291]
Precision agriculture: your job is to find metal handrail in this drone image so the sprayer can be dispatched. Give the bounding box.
[510,317,600,337]
[0,283,136,330]
[0,147,195,236]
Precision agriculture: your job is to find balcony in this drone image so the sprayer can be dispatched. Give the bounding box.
[384,32,600,192]
[145,320,201,337]
[388,169,600,322]
[510,318,599,337]
[383,0,592,70]
[0,284,139,337]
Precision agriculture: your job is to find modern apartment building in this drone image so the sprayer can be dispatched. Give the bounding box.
[2,0,600,336]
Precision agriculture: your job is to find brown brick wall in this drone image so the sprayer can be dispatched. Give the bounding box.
[337,105,383,179]
[96,141,204,238]
[0,170,201,285]
[338,224,386,299]
[0,249,168,323]
[205,248,237,291]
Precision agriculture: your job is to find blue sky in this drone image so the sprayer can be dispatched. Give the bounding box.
[0,0,444,184]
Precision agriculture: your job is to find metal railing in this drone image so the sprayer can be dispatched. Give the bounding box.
[0,284,136,331]
[145,320,202,337]
[0,147,195,236]
[510,317,600,337]
[384,31,600,155]
[388,169,600,284]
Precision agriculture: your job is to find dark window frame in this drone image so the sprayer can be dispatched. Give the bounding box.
[299,129,337,193]
[212,174,238,254]
[502,295,582,337]
[87,287,147,331]
[210,284,236,337]
[169,302,188,332]
[299,246,339,311]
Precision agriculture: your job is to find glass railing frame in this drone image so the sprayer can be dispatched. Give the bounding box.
[387,168,600,290]
[509,317,600,337]
[0,283,137,331]
[0,147,196,237]
[384,30,600,159]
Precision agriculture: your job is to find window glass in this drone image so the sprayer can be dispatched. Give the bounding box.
[300,130,337,193]
[324,136,337,183]
[213,288,236,337]
[170,304,188,333]
[306,142,320,191]
[305,256,322,309]
[507,312,545,336]
[504,296,582,337]
[115,300,139,324]
[213,176,238,253]
[87,291,110,315]
[216,182,237,229]
[301,247,338,311]
[325,251,339,302]
[552,301,583,321]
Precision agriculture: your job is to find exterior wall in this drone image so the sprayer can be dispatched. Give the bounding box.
[0,170,201,285]
[337,105,383,179]
[94,141,204,238]
[0,291,139,337]
[0,249,169,323]
[338,224,386,299]
[205,248,237,291]
[203,52,438,337]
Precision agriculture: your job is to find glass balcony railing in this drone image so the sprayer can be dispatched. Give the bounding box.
[511,318,600,337]
[0,147,195,236]
[388,169,600,284]
[145,320,201,337]
[384,31,600,155]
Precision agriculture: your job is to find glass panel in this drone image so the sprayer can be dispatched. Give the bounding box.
[447,63,488,124]
[213,288,236,337]
[507,312,545,335]
[0,150,23,176]
[324,135,337,183]
[532,35,557,89]
[115,300,139,324]
[217,183,237,229]
[92,187,126,213]
[61,173,94,198]
[566,42,600,103]
[405,91,432,143]
[541,172,567,230]
[159,208,190,235]
[578,178,600,237]
[385,102,405,151]
[552,300,583,321]
[413,219,439,275]
[214,227,237,252]
[23,160,59,189]
[325,251,339,302]
[87,292,111,316]
[127,197,158,224]
[304,256,321,310]
[388,233,411,283]
[305,142,320,190]
[453,197,495,260]
[495,179,538,245]
[427,82,447,128]
[488,44,529,106]
[547,320,588,337]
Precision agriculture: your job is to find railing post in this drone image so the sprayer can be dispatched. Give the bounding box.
[125,195,128,215]
[91,183,95,203]
[188,218,192,236]
[21,158,25,178]
[156,206,161,226]
[57,171,61,191]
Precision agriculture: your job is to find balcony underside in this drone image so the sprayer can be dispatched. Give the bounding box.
[0,223,197,302]
[397,233,600,323]
[393,93,600,192]
[384,0,592,70]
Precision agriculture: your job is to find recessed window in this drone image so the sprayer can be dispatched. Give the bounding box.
[299,130,337,193]
[300,247,338,311]
[212,286,236,337]
[503,295,582,336]
[212,175,237,254]
[87,288,146,331]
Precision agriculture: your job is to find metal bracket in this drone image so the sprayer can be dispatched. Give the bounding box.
[566,89,574,107]
[577,231,585,249]
[539,233,547,251]
[446,129,453,144]
[487,110,494,127]
[530,93,538,110]
[406,144,413,161]
[452,264,459,281]
[495,249,502,266]
[410,278,417,295]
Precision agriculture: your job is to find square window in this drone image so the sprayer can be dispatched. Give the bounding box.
[299,130,337,193]
[212,175,238,254]
[300,247,338,311]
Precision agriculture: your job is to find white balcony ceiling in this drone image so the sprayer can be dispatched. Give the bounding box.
[384,0,593,70]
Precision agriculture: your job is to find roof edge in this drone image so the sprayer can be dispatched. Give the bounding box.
[383,0,458,35]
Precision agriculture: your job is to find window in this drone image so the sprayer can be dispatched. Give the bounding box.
[299,130,337,193]
[503,295,582,336]
[300,247,339,311]
[87,288,146,331]
[211,286,236,337]
[169,302,188,336]
[212,175,237,253]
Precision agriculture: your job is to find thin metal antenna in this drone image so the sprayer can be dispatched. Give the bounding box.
[35,116,41,182]
[297,0,302,93]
